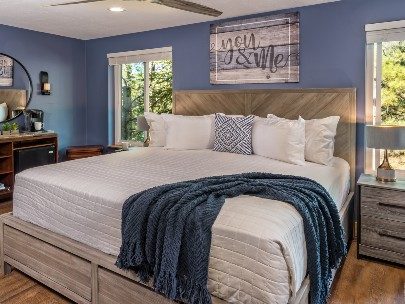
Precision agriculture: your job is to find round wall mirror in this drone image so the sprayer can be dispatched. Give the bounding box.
[0,53,33,122]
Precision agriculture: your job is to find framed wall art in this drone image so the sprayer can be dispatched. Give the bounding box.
[0,55,13,87]
[210,12,300,84]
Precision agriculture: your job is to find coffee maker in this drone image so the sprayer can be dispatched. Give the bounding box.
[24,109,44,132]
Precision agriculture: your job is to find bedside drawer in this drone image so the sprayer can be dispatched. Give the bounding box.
[361,222,405,255]
[359,244,405,266]
[361,186,405,222]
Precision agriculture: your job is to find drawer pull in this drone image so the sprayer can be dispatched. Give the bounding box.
[378,231,405,242]
[377,202,405,211]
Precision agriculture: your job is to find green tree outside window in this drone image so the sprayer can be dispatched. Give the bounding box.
[381,41,405,169]
[120,60,173,142]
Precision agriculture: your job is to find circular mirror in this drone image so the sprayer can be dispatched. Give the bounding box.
[0,53,33,122]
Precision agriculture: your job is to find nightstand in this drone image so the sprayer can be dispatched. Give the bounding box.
[357,174,405,266]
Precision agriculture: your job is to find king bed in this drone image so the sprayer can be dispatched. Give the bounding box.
[0,88,356,304]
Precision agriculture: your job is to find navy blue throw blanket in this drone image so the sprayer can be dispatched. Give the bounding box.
[116,173,346,304]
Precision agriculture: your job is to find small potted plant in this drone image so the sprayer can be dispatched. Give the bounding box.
[10,123,19,135]
[2,122,11,135]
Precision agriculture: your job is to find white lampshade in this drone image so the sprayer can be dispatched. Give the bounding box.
[0,103,8,122]
[366,125,405,150]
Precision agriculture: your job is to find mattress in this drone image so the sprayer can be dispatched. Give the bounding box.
[13,148,350,304]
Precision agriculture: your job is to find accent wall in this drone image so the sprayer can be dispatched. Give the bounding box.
[85,0,405,175]
[0,24,86,153]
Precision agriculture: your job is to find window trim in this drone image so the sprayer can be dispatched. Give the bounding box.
[114,65,122,144]
[107,47,172,65]
[109,47,172,144]
[366,20,405,44]
[365,20,405,32]
[365,20,405,177]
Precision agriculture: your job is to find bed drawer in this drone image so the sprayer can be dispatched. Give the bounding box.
[98,267,173,304]
[3,226,92,301]
[361,186,405,222]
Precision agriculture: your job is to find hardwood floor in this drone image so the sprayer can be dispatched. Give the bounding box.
[0,271,70,304]
[0,200,404,303]
[0,201,11,215]
[330,243,405,304]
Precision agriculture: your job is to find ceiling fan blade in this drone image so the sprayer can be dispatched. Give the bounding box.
[50,0,106,6]
[152,0,222,17]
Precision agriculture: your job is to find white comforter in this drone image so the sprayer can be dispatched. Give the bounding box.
[13,148,350,304]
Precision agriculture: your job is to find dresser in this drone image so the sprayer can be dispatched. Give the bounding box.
[357,174,405,265]
[0,133,58,201]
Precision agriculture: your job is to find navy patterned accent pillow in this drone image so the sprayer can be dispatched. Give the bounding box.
[214,114,254,155]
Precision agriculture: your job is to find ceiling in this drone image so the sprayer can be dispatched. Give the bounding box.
[0,0,339,40]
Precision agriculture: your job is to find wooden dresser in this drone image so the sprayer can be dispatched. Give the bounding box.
[357,174,405,266]
[0,133,58,201]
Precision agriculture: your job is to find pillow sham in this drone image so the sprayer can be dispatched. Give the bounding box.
[214,114,254,155]
[144,112,169,147]
[304,116,340,165]
[161,114,215,150]
[253,115,305,165]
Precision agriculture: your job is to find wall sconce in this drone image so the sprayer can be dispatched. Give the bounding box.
[40,71,51,95]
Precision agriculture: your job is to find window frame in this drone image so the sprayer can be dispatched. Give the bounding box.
[364,21,405,177]
[108,47,172,144]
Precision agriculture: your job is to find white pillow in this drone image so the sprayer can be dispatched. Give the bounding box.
[144,112,171,147]
[304,116,340,165]
[252,115,305,165]
[161,114,214,150]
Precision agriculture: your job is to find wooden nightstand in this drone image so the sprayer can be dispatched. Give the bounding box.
[66,145,104,160]
[357,174,405,266]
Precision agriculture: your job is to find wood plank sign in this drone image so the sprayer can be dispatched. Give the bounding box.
[210,13,300,84]
[0,56,13,87]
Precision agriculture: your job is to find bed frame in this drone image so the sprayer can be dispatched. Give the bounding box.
[0,88,356,304]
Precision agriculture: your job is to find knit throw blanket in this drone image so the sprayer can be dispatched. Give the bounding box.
[116,173,346,304]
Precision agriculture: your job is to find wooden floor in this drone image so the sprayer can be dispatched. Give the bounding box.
[0,201,12,216]
[0,201,404,304]
[329,243,405,304]
[0,271,71,304]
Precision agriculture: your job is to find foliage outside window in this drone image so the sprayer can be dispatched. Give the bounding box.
[120,60,173,142]
[380,41,405,169]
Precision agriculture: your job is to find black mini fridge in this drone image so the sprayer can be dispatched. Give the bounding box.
[14,145,56,173]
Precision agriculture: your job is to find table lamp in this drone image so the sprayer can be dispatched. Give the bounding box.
[137,116,150,146]
[366,125,405,182]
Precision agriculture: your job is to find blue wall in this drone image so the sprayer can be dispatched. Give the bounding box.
[2,0,404,170]
[85,0,405,174]
[0,24,86,153]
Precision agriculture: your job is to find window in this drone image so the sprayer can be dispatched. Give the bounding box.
[365,21,405,175]
[108,47,173,143]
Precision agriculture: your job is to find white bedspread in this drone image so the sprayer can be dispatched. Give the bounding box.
[13,148,350,304]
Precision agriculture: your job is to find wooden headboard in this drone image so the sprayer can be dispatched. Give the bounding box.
[173,88,356,190]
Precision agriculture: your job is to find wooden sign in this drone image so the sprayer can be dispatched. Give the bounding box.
[210,13,299,84]
[0,56,13,87]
